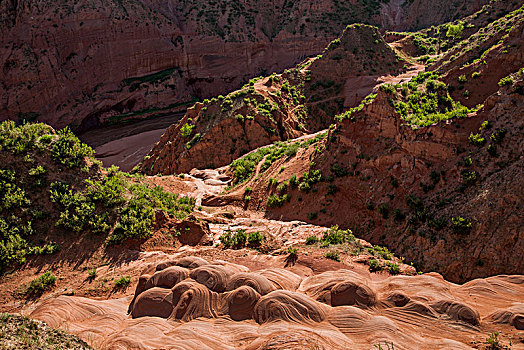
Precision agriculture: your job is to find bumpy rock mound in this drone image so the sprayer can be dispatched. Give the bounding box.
[31,255,524,349]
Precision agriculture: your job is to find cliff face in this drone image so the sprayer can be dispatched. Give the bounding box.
[0,0,489,130]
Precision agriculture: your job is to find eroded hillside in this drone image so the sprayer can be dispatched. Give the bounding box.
[140,24,408,175]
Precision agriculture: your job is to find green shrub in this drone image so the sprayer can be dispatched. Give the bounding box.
[380,84,396,94]
[51,128,93,168]
[0,121,52,154]
[277,182,288,193]
[451,216,472,234]
[220,229,248,248]
[267,194,289,208]
[486,332,500,347]
[469,133,486,146]
[322,225,355,245]
[498,76,514,86]
[457,75,467,83]
[114,276,131,289]
[247,231,263,246]
[289,174,299,188]
[109,198,154,244]
[0,169,30,210]
[461,170,478,186]
[368,258,381,272]
[85,175,126,207]
[305,235,318,245]
[298,170,322,193]
[180,122,195,137]
[325,250,340,261]
[369,245,393,260]
[446,23,464,40]
[27,272,57,295]
[391,74,474,128]
[490,129,507,144]
[0,233,28,273]
[28,165,46,177]
[388,262,401,275]
[286,246,298,257]
[87,268,97,280]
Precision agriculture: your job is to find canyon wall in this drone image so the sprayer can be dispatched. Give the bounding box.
[0,0,488,130]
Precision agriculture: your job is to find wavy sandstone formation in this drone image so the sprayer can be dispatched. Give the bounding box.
[31,255,524,349]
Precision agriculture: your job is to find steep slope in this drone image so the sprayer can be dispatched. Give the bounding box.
[0,121,195,276]
[0,0,489,130]
[140,24,407,175]
[217,68,523,283]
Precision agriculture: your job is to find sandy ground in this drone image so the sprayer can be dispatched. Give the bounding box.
[94,129,167,171]
[79,113,184,171]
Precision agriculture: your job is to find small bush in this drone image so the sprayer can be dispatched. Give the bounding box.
[286,246,298,256]
[486,332,501,348]
[267,194,289,208]
[388,262,401,275]
[305,235,319,245]
[322,225,355,245]
[247,231,263,246]
[490,129,507,144]
[451,216,472,234]
[220,229,248,248]
[114,276,131,289]
[498,76,514,87]
[325,250,340,261]
[469,133,486,146]
[180,122,195,137]
[461,170,478,186]
[289,174,299,188]
[370,245,393,260]
[369,258,381,272]
[27,272,57,296]
[87,268,97,280]
[51,128,93,168]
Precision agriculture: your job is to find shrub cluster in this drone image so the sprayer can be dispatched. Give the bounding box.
[0,121,195,273]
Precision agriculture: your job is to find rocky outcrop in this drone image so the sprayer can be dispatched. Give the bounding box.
[141,25,406,175]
